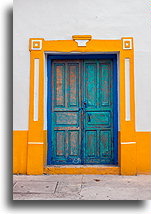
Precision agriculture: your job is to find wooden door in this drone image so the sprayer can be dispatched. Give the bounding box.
[51,60,82,164]
[83,60,113,164]
[49,59,114,165]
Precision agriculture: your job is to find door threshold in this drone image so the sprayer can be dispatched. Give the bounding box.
[46,164,118,168]
[44,165,120,175]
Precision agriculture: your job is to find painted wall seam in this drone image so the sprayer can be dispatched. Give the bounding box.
[28,142,44,144]
[121,142,136,144]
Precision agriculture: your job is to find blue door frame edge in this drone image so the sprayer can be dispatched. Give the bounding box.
[47,54,118,165]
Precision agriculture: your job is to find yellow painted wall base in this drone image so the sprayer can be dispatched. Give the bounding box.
[121,143,137,175]
[136,132,151,174]
[27,144,44,175]
[13,131,28,174]
[13,130,151,175]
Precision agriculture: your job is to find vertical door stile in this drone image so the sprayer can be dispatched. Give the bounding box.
[65,63,68,159]
[97,61,100,159]
[97,60,100,109]
[111,61,114,160]
[83,60,86,162]
[51,62,55,163]
[79,61,83,164]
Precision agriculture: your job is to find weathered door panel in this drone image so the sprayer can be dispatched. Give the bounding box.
[83,60,114,164]
[51,60,82,164]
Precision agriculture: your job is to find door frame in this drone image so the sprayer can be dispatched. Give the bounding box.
[27,36,136,175]
[47,54,118,165]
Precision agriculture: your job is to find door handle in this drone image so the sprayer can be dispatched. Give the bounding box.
[83,101,87,112]
[83,101,87,108]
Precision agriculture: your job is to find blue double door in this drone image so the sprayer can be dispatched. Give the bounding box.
[48,58,117,165]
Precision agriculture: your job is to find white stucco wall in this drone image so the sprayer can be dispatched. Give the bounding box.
[13,0,151,131]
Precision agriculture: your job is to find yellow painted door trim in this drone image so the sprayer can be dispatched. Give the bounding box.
[27,35,136,175]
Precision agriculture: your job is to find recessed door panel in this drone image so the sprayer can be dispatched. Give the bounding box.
[55,112,79,126]
[68,131,80,156]
[100,130,112,160]
[54,64,65,107]
[55,131,66,157]
[85,131,97,157]
[85,63,97,108]
[100,64,111,107]
[68,64,79,107]
[86,112,111,127]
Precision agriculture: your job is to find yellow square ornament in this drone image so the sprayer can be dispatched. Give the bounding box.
[33,41,40,48]
[124,41,130,48]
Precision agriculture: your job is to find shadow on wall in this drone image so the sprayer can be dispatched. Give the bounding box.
[5,5,13,207]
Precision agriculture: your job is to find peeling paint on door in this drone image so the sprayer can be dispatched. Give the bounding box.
[47,57,117,165]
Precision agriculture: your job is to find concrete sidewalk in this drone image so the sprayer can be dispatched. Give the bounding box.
[13,175,151,200]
